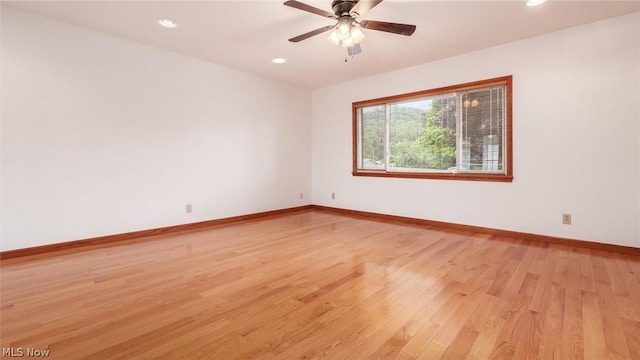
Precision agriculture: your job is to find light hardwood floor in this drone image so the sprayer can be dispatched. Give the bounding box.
[1,210,640,359]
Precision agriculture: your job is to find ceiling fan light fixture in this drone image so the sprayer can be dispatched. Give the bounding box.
[327,30,341,46]
[350,26,365,43]
[327,18,365,48]
[337,21,351,38]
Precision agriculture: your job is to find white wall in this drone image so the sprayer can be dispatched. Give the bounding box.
[1,7,312,251]
[3,8,639,252]
[312,12,640,248]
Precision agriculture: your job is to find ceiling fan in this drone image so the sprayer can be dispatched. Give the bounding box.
[284,0,416,56]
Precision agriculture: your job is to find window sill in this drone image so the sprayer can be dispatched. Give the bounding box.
[352,170,514,183]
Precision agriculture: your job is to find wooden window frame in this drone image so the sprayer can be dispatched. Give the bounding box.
[352,76,513,182]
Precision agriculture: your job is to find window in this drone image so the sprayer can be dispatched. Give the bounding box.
[353,76,512,182]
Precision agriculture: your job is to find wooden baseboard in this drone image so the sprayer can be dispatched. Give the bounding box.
[310,205,640,256]
[0,205,314,260]
[3,204,638,260]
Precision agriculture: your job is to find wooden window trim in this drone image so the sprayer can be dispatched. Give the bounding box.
[352,76,513,182]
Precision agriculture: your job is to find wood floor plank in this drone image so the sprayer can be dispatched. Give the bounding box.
[438,293,498,360]
[595,281,632,359]
[1,210,639,359]
[562,255,585,359]
[602,254,640,322]
[583,290,608,360]
[535,282,564,359]
[579,249,598,293]
[487,294,531,359]
[620,318,640,360]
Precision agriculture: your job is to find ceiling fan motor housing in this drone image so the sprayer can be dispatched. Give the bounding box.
[332,0,359,17]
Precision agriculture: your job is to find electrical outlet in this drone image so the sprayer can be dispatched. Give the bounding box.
[299,192,304,199]
[331,192,335,200]
[186,204,192,213]
[562,213,571,225]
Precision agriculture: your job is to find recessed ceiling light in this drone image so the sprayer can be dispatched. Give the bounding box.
[526,0,546,6]
[158,19,177,28]
[271,58,288,64]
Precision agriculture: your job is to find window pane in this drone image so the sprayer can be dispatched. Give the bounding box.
[358,105,385,169]
[460,87,505,172]
[389,95,456,172]
[352,76,512,182]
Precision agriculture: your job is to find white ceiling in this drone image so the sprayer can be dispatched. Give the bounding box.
[3,0,639,89]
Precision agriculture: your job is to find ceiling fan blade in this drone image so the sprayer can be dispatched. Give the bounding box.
[360,20,416,36]
[350,0,384,18]
[284,0,335,18]
[288,25,335,42]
